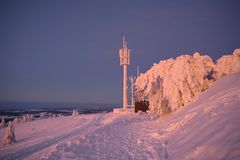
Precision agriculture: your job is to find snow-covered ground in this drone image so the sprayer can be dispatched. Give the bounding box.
[0,73,240,160]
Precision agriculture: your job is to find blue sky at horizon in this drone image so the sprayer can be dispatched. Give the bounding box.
[0,0,240,104]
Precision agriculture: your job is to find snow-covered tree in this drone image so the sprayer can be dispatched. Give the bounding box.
[76,109,80,115]
[39,112,48,119]
[21,114,34,122]
[3,122,16,146]
[0,117,6,128]
[57,113,62,117]
[214,49,240,79]
[72,109,79,116]
[135,49,240,117]
[13,117,21,125]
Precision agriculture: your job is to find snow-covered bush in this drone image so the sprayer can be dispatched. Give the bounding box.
[135,49,240,117]
[3,122,16,146]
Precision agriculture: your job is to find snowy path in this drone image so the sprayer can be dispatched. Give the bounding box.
[42,113,171,160]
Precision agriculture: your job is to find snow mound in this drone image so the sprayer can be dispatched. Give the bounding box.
[135,49,240,116]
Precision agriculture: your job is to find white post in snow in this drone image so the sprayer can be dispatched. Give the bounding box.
[119,36,130,111]
[129,76,135,109]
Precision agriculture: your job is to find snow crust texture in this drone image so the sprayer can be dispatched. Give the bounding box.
[135,49,240,116]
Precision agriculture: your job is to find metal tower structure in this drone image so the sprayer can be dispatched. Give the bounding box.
[119,36,130,111]
[129,76,136,108]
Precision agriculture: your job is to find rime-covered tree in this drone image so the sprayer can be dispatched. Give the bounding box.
[72,109,79,116]
[3,122,16,146]
[135,49,240,117]
[13,117,21,125]
[0,117,6,128]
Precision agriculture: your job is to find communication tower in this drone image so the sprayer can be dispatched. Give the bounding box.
[119,36,130,111]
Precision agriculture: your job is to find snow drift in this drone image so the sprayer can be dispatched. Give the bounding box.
[135,49,240,116]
